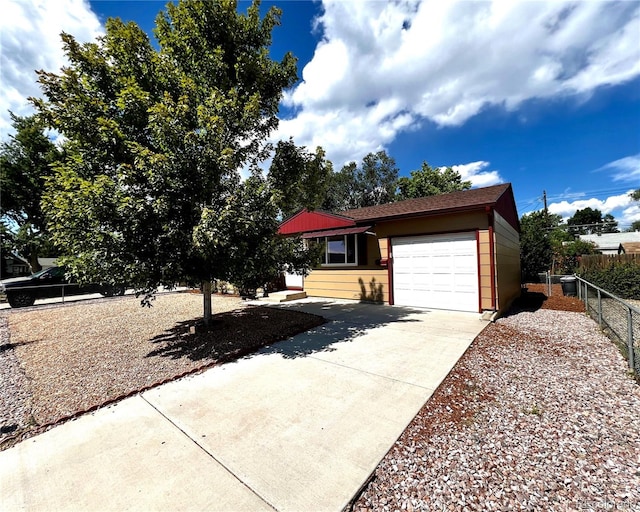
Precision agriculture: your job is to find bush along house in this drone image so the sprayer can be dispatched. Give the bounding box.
[278,183,521,317]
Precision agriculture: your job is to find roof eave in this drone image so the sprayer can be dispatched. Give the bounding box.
[350,203,497,223]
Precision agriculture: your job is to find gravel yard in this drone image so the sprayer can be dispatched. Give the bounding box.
[0,292,323,450]
[353,287,640,511]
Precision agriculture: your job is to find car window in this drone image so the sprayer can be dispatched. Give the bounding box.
[49,267,65,278]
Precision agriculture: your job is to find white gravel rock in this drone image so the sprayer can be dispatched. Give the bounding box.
[354,309,640,512]
[0,315,34,445]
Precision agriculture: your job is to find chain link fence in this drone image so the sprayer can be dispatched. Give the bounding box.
[575,276,639,378]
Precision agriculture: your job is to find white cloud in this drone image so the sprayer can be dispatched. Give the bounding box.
[548,190,638,228]
[450,161,503,188]
[0,0,103,137]
[597,154,640,183]
[276,0,640,166]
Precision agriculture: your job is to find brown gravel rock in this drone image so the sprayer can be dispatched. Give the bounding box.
[354,295,639,511]
[0,293,323,449]
[517,283,585,313]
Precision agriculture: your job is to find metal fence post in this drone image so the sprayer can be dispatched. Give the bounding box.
[61,285,65,304]
[585,282,589,312]
[628,307,635,372]
[597,289,602,327]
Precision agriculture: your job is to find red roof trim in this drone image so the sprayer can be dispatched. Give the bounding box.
[301,225,372,239]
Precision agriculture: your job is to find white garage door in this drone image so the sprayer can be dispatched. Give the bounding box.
[392,233,479,312]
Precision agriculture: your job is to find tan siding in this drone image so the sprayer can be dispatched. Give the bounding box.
[494,211,521,311]
[304,211,503,310]
[477,229,493,310]
[365,235,382,265]
[375,212,489,239]
[378,238,388,258]
[305,269,389,302]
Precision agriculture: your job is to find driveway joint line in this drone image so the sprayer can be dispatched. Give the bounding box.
[276,346,440,391]
[140,394,279,512]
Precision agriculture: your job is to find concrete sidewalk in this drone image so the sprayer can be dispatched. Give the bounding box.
[1,299,487,511]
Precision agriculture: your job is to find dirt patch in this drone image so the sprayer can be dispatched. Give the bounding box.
[1,293,324,449]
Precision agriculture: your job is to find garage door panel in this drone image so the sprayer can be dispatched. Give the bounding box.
[392,233,479,312]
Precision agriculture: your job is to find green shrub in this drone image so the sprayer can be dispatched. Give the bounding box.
[578,262,640,299]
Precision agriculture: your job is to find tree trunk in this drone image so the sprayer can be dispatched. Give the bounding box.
[29,248,42,273]
[202,280,213,327]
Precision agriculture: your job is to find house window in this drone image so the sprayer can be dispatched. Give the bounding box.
[317,234,358,266]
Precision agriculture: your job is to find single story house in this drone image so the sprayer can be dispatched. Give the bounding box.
[278,183,521,315]
[1,253,30,279]
[579,232,640,255]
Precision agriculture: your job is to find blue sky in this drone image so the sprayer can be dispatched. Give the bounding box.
[2,0,639,228]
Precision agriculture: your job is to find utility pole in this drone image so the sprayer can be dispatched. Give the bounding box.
[543,190,548,215]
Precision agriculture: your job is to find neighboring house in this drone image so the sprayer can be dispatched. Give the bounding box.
[2,253,31,278]
[279,183,521,315]
[579,232,640,255]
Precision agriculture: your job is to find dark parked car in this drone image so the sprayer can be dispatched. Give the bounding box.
[0,266,125,308]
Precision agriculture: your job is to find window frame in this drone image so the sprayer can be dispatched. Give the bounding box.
[315,233,359,267]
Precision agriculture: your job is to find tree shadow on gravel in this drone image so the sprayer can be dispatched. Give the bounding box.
[146,306,326,363]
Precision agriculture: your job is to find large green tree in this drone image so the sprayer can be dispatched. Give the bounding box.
[34,0,300,324]
[397,162,471,200]
[520,210,565,281]
[268,139,333,218]
[0,113,61,272]
[322,150,398,211]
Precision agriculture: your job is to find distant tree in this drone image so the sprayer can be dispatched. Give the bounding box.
[322,150,398,211]
[520,210,565,281]
[357,151,399,206]
[321,162,358,212]
[554,239,599,275]
[397,162,471,200]
[628,220,640,232]
[631,189,640,201]
[602,213,619,233]
[0,112,61,272]
[34,0,300,325]
[268,139,333,218]
[567,207,618,235]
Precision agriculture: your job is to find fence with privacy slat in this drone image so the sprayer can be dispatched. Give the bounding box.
[579,253,640,271]
[575,276,639,379]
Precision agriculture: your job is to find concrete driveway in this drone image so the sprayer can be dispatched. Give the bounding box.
[1,299,487,511]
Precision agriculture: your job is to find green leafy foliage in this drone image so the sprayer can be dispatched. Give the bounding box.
[579,259,640,300]
[553,239,599,275]
[268,139,333,218]
[33,0,300,319]
[520,209,602,278]
[0,113,61,271]
[519,211,558,281]
[397,162,471,200]
[322,151,399,211]
[194,170,320,296]
[567,207,618,235]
